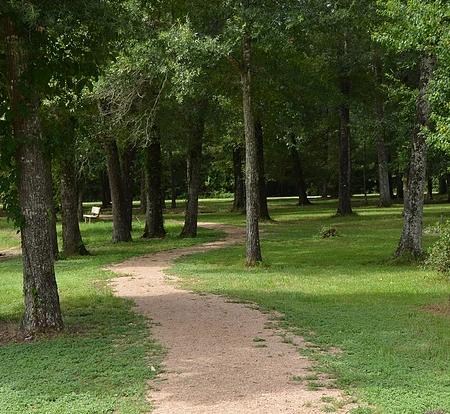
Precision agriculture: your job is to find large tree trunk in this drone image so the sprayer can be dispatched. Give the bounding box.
[337,39,353,215]
[104,138,136,243]
[180,102,206,238]
[242,32,262,266]
[232,144,245,213]
[374,61,392,208]
[395,54,436,258]
[255,119,272,220]
[59,132,89,256]
[142,135,166,238]
[290,134,311,206]
[3,17,63,334]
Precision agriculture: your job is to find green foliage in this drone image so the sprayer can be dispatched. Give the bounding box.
[376,0,450,54]
[425,222,450,277]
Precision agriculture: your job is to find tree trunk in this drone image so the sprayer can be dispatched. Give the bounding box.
[142,135,166,238]
[396,171,404,200]
[180,102,206,238]
[3,17,63,334]
[438,175,447,195]
[395,53,436,258]
[168,147,177,209]
[426,177,433,200]
[140,169,147,213]
[232,144,245,213]
[290,134,311,206]
[255,119,272,220]
[100,169,112,208]
[78,192,84,222]
[104,138,136,243]
[321,130,330,199]
[59,135,89,256]
[337,39,353,215]
[44,156,59,258]
[242,32,262,266]
[374,63,392,207]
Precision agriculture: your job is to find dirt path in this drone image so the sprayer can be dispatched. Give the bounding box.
[109,223,358,413]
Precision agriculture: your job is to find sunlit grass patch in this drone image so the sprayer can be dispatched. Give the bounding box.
[169,199,450,414]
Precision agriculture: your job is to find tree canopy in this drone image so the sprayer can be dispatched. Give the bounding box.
[2,0,450,331]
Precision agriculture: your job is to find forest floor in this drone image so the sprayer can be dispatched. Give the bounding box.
[109,223,362,414]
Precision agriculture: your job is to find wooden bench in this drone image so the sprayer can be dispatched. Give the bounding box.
[83,206,101,223]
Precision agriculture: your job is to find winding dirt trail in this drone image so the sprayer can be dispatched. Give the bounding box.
[109,223,358,413]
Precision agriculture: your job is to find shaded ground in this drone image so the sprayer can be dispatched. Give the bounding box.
[109,223,362,413]
[0,246,21,262]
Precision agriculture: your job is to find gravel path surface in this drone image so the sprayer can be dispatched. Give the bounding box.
[109,223,359,413]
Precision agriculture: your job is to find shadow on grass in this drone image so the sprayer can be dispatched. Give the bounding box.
[0,294,160,413]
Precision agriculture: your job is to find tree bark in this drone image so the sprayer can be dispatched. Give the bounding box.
[44,156,59,258]
[168,147,177,209]
[242,32,262,266]
[78,192,84,222]
[395,53,436,258]
[3,17,63,334]
[255,119,272,220]
[104,138,136,243]
[140,169,147,213]
[427,177,433,200]
[396,171,404,200]
[59,131,89,256]
[337,39,353,215]
[180,101,206,238]
[374,61,392,208]
[232,144,245,213]
[142,135,166,238]
[290,134,311,206]
[100,169,112,208]
[438,175,447,195]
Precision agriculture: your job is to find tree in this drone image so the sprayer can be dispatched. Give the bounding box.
[179,99,207,238]
[1,0,121,333]
[289,134,312,206]
[255,118,272,220]
[2,15,64,333]
[103,136,136,243]
[231,141,245,212]
[373,56,393,207]
[142,130,166,238]
[42,98,91,256]
[395,53,436,256]
[377,0,449,257]
[55,115,90,256]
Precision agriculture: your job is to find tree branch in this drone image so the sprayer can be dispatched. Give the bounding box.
[227,53,244,75]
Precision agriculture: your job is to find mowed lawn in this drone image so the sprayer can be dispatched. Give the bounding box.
[168,196,450,414]
[0,196,449,413]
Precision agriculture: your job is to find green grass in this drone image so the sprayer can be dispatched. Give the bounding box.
[2,197,450,413]
[167,196,450,414]
[0,218,221,414]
